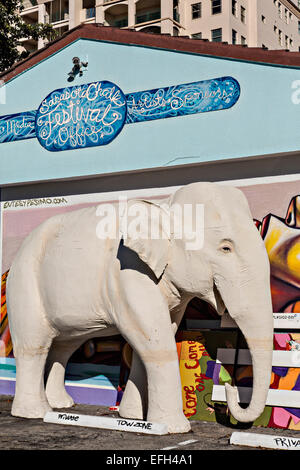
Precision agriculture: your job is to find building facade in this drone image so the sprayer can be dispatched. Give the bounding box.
[19,0,300,54]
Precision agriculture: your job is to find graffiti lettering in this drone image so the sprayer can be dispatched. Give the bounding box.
[0,77,240,148]
[184,341,209,369]
[0,110,36,143]
[183,385,197,410]
[194,372,210,393]
[36,81,127,151]
[126,77,240,124]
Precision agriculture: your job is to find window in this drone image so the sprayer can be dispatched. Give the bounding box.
[114,18,128,28]
[274,25,278,34]
[232,29,237,44]
[212,0,222,15]
[192,32,202,39]
[278,29,282,45]
[86,7,95,18]
[211,27,222,42]
[232,0,237,16]
[241,6,246,23]
[285,8,288,23]
[241,35,246,45]
[278,2,282,18]
[191,2,202,19]
[298,20,300,33]
[290,38,294,48]
[46,0,69,23]
[285,35,289,48]
[261,15,266,23]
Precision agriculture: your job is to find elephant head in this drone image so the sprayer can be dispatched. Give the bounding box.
[121,182,273,423]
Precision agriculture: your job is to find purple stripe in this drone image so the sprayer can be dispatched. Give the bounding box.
[283,407,300,419]
[0,379,15,395]
[205,361,215,379]
[65,385,117,406]
[0,380,117,407]
[213,363,221,385]
[292,374,300,392]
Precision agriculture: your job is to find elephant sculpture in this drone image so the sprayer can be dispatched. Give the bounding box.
[6,182,274,433]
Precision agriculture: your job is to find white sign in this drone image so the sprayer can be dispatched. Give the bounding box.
[230,432,300,450]
[43,412,168,435]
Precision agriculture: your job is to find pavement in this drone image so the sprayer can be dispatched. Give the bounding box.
[0,395,299,454]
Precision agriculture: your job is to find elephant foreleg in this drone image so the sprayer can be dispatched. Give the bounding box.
[45,338,83,409]
[119,350,147,420]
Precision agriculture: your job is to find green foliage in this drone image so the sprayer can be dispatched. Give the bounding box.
[0,0,57,72]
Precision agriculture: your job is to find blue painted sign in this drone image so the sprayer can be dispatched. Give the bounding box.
[0,110,36,143]
[125,76,240,124]
[0,76,240,151]
[35,81,127,152]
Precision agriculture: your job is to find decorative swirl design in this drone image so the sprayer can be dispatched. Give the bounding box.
[0,77,240,150]
[125,77,240,124]
[0,111,36,143]
[35,81,127,152]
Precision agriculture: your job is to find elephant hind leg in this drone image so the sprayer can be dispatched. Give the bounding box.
[45,338,83,409]
[119,350,147,420]
[12,339,54,419]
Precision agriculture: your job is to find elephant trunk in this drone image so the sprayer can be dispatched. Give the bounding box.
[225,332,273,423]
[219,280,274,423]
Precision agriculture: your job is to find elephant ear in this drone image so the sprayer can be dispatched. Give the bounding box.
[119,199,170,279]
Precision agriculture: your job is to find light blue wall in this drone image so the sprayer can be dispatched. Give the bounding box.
[1,37,300,185]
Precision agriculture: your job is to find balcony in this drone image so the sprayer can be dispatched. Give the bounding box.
[22,0,38,9]
[45,0,69,24]
[86,7,96,18]
[135,10,160,24]
[49,11,69,23]
[173,9,180,23]
[114,18,128,27]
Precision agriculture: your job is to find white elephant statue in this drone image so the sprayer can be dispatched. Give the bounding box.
[6,182,274,433]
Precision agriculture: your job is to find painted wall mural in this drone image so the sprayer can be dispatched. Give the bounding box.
[125,77,240,124]
[0,271,11,357]
[0,179,299,425]
[176,331,300,430]
[0,111,36,143]
[257,195,300,313]
[36,81,127,151]
[0,77,240,151]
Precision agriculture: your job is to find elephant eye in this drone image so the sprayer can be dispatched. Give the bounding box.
[219,239,233,253]
[220,241,233,253]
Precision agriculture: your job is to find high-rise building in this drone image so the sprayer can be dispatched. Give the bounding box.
[19,0,300,53]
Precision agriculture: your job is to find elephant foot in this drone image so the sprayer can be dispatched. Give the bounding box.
[148,411,191,434]
[46,389,74,409]
[118,401,144,420]
[11,398,52,419]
